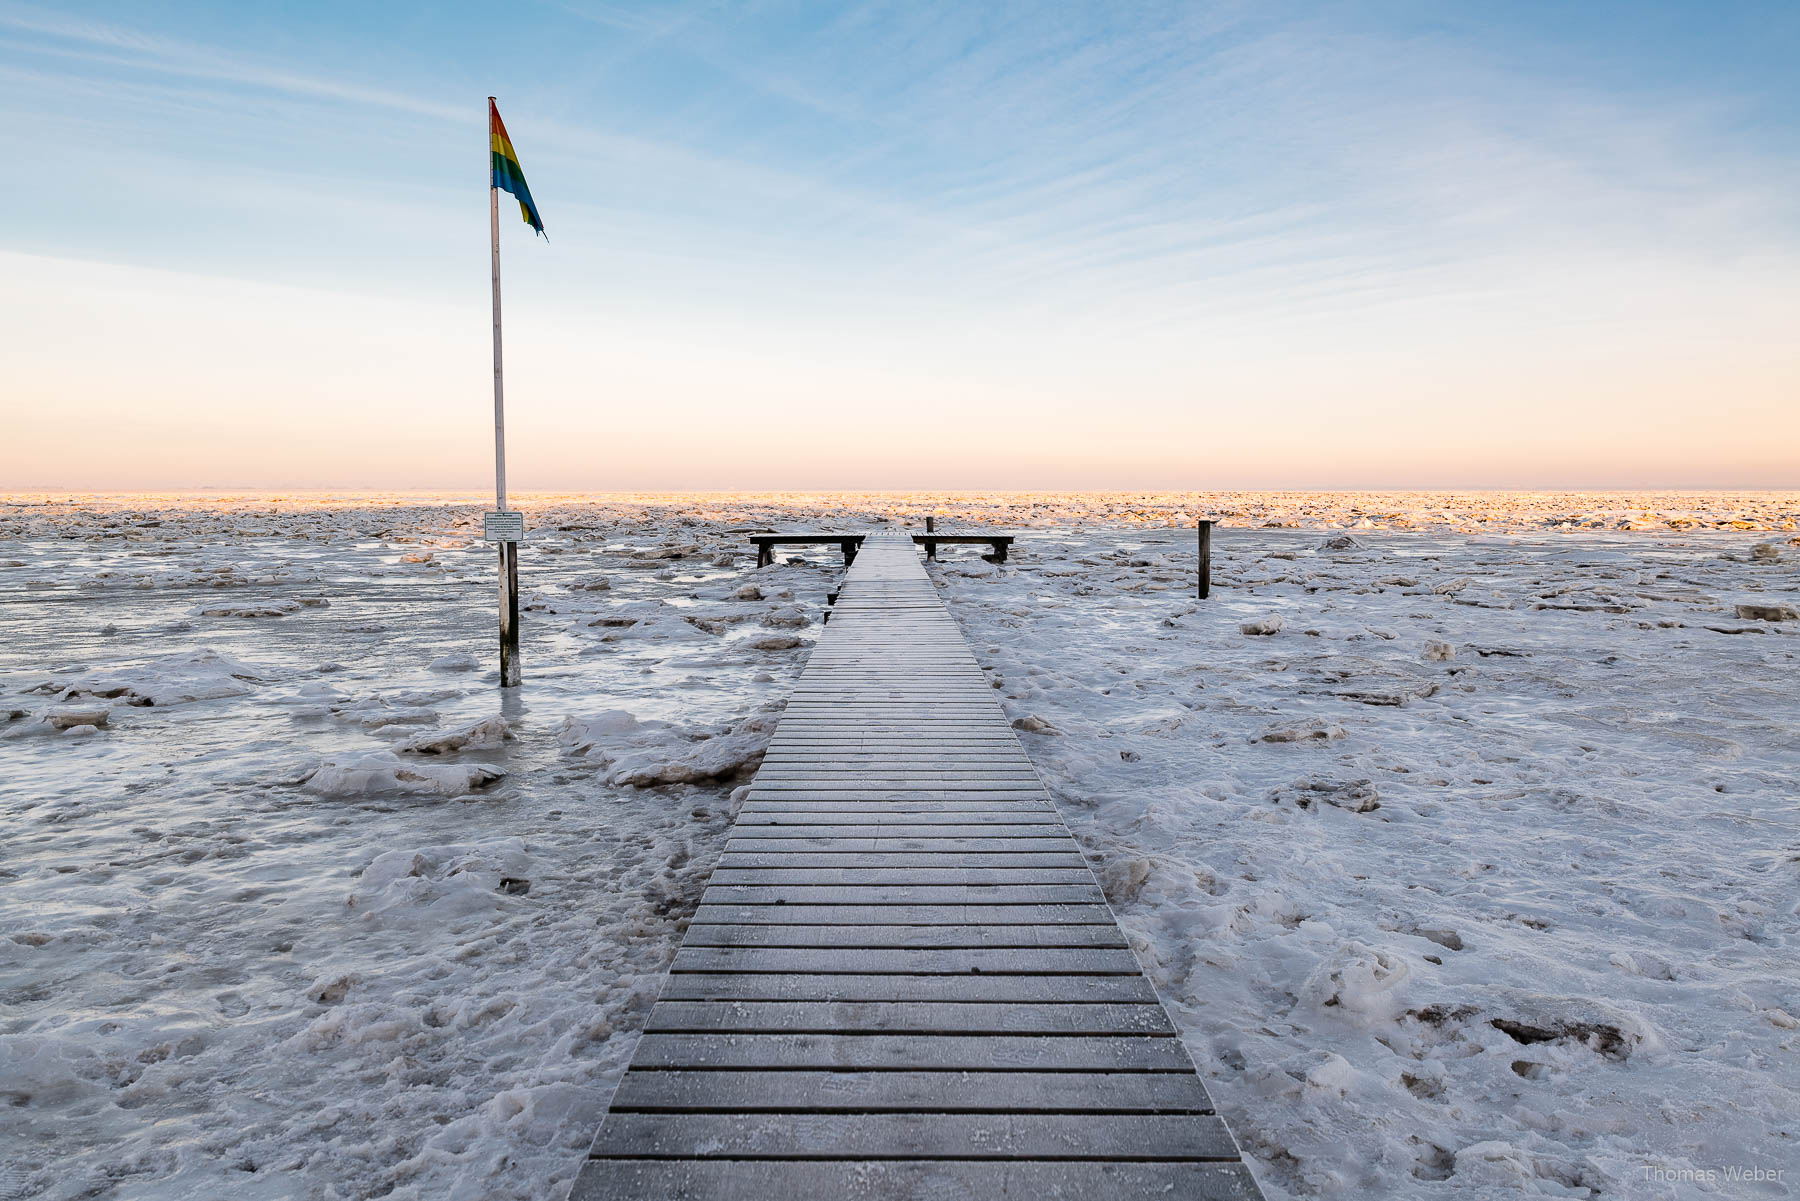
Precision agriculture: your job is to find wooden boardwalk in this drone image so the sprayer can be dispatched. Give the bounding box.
[571,533,1263,1200]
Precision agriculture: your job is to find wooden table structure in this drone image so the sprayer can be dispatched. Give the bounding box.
[912,532,1014,562]
[750,533,866,569]
[571,532,1263,1200]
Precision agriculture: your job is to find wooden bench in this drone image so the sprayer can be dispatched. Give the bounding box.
[750,534,866,569]
[913,533,1014,563]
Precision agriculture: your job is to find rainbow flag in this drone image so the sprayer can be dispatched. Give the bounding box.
[489,99,544,237]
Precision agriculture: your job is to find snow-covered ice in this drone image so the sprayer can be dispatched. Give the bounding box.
[0,495,834,1201]
[2,491,1797,1200]
[930,516,1799,1199]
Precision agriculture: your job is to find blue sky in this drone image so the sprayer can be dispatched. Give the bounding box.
[3,1,1797,489]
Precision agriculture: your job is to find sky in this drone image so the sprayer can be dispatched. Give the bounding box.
[2,0,1797,491]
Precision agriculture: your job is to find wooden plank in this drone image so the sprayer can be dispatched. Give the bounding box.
[706,868,1094,886]
[763,741,1029,752]
[679,924,1129,949]
[715,852,1089,868]
[656,973,1159,1003]
[742,794,1052,804]
[568,1166,1260,1201]
[760,745,1030,753]
[745,767,1036,774]
[736,803,1057,814]
[760,752,1030,759]
[690,904,1115,925]
[747,783,1047,791]
[757,756,1029,763]
[741,793,1035,802]
[721,838,1082,853]
[765,735,1021,740]
[755,766,1029,775]
[728,819,1059,828]
[669,947,1142,974]
[756,756,1029,767]
[734,806,1054,818]
[755,757,1029,765]
[761,742,1026,750]
[698,885,1104,905]
[769,716,1015,723]
[628,1032,1197,1071]
[571,1160,1264,1201]
[768,731,1017,737]
[724,824,1069,838]
[589,1112,1238,1160]
[606,1069,1216,1114]
[753,772,1042,782]
[760,749,1027,758]
[776,700,1007,705]
[646,1000,1170,1034]
[723,827,1067,841]
[747,768,1040,776]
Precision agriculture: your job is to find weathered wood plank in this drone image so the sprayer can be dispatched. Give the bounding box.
[646,999,1170,1034]
[606,1069,1216,1114]
[656,973,1160,1003]
[757,762,1037,770]
[698,884,1104,905]
[742,794,1053,804]
[734,812,1060,825]
[707,868,1094,886]
[756,758,1034,768]
[767,734,1020,741]
[690,903,1115,925]
[590,1112,1238,1160]
[724,825,1073,839]
[730,806,1051,817]
[722,839,1088,854]
[749,783,1047,795]
[571,1160,1263,1201]
[678,923,1129,949]
[758,767,1034,775]
[715,852,1089,868]
[629,1032,1196,1071]
[670,946,1142,974]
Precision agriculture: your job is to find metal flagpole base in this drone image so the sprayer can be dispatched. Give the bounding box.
[499,541,521,686]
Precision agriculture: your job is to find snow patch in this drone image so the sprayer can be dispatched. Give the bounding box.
[558,707,779,787]
[398,715,512,755]
[346,838,534,922]
[39,647,264,707]
[299,751,505,797]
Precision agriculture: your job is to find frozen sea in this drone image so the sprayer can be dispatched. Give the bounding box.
[1,492,1796,1200]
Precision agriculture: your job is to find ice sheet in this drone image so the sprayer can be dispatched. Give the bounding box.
[2,492,1796,1200]
[932,520,1799,1199]
[0,497,835,1201]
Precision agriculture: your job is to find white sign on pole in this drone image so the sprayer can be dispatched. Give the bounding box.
[483,510,525,542]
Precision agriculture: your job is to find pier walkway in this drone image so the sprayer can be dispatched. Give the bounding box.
[571,532,1263,1200]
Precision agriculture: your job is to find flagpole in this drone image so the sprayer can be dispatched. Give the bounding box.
[490,98,521,687]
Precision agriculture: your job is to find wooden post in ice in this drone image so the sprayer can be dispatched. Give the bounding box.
[489,110,522,688]
[925,515,935,534]
[1197,519,1213,600]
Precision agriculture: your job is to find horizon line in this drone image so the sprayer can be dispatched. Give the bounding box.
[4,485,1798,498]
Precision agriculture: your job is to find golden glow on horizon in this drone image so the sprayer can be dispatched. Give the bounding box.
[4,251,1797,491]
[3,489,1796,536]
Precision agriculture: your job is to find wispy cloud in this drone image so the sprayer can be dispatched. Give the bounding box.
[0,2,463,120]
[1,1,1795,488]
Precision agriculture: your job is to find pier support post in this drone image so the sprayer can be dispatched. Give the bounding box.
[1197,519,1213,600]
